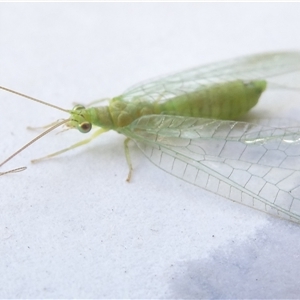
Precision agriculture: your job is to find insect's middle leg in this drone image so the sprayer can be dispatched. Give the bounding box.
[31,128,108,163]
[124,138,133,182]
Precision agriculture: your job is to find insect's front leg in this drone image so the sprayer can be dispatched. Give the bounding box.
[31,128,108,163]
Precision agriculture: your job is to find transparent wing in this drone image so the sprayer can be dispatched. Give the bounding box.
[120,115,300,223]
[119,52,300,103]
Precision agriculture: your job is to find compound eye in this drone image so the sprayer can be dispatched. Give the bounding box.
[78,122,92,133]
[73,104,86,111]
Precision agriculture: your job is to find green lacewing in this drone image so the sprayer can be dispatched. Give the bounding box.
[1,52,300,223]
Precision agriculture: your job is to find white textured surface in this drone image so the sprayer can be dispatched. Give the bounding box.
[1,3,300,298]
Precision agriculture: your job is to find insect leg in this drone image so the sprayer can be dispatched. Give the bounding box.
[27,119,65,131]
[124,138,133,182]
[31,128,109,163]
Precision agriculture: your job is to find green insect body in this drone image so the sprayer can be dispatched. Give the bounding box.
[2,52,300,223]
[70,79,267,132]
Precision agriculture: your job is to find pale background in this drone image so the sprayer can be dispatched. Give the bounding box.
[1,3,300,298]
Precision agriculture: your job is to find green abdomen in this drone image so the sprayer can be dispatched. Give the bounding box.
[158,80,267,120]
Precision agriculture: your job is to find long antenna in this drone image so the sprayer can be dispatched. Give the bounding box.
[0,85,70,113]
[0,167,27,176]
[0,119,69,175]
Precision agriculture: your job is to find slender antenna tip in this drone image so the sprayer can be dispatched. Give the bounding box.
[0,166,27,176]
